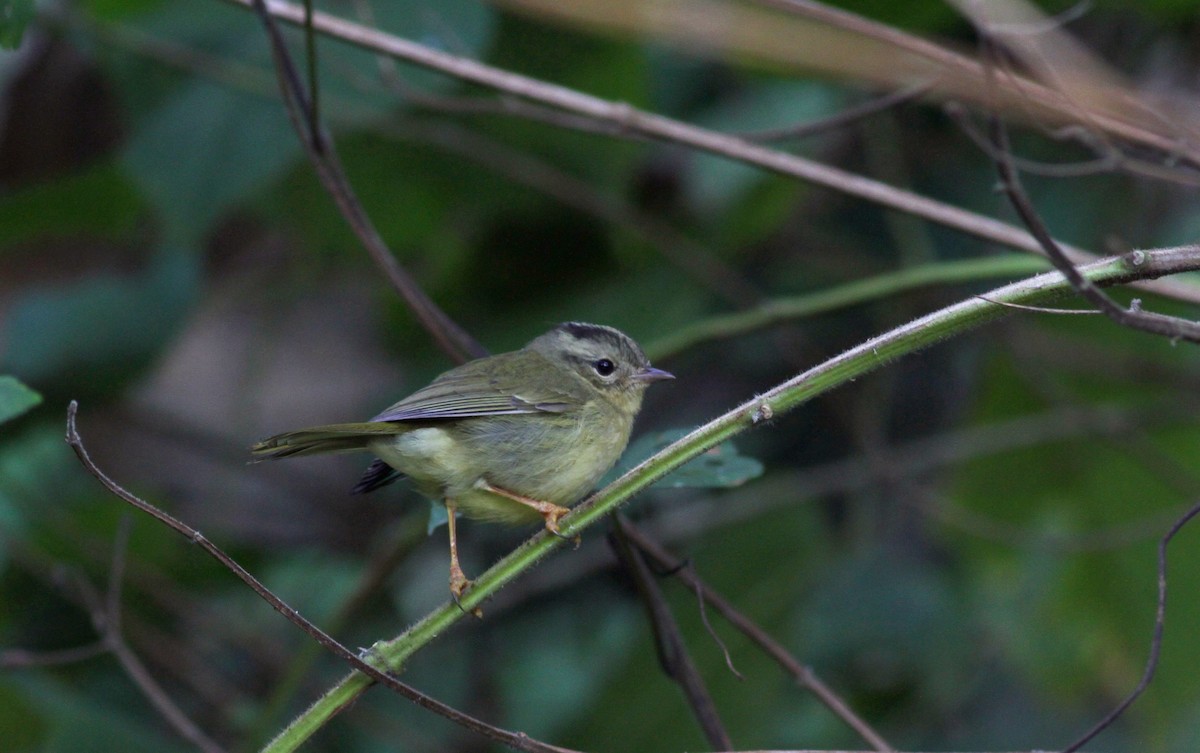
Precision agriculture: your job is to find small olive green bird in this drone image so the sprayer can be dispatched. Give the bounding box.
[252,322,673,599]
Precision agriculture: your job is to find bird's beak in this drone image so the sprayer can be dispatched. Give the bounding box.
[634,366,675,383]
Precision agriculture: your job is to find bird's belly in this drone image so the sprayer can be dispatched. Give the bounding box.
[369,414,629,525]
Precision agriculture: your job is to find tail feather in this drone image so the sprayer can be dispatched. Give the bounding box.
[251,422,403,460]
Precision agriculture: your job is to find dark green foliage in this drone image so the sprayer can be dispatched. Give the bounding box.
[3,1,1200,752]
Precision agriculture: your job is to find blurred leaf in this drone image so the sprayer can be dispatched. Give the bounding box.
[1,250,198,393]
[0,426,75,559]
[10,675,187,753]
[0,0,34,49]
[0,680,47,750]
[688,80,840,211]
[604,427,764,489]
[426,500,448,535]
[496,599,640,738]
[797,548,975,707]
[0,376,40,424]
[121,78,298,242]
[109,0,496,242]
[261,552,360,623]
[0,161,142,248]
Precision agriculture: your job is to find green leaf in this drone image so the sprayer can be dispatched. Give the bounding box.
[605,428,764,489]
[688,80,840,212]
[121,79,298,243]
[0,680,47,749]
[0,0,35,49]
[0,376,41,424]
[426,500,449,535]
[1,250,199,392]
[0,160,142,249]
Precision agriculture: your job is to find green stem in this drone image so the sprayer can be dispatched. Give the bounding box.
[647,253,1049,360]
[264,247,1199,753]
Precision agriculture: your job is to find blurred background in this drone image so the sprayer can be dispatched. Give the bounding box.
[4,0,1200,751]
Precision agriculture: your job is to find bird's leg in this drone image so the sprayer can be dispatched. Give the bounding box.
[445,500,472,602]
[477,481,576,543]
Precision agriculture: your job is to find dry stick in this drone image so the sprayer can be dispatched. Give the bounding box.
[608,523,734,751]
[246,0,485,364]
[753,0,1200,167]
[983,47,1200,343]
[63,402,581,753]
[224,0,1200,308]
[619,522,894,753]
[945,103,1131,181]
[93,519,228,753]
[741,83,931,142]
[2,516,228,753]
[1061,499,1200,753]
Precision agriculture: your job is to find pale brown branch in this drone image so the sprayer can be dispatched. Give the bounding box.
[222,0,1200,307]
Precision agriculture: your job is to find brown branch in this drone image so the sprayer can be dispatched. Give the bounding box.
[609,521,733,751]
[983,48,1200,343]
[222,0,1200,307]
[245,0,485,364]
[740,83,930,142]
[2,517,227,753]
[63,401,580,753]
[1061,499,1200,753]
[618,521,895,752]
[750,0,1200,166]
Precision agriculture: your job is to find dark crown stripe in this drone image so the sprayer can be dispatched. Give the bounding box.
[560,322,618,342]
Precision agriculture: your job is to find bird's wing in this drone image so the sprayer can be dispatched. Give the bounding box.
[370,351,588,422]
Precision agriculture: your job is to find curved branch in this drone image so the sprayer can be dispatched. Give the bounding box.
[272,246,1200,751]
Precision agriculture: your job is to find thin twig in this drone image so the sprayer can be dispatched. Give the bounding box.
[3,516,227,753]
[0,642,110,669]
[619,520,894,752]
[685,563,744,681]
[63,402,580,753]
[974,295,1099,314]
[984,42,1200,343]
[246,0,484,364]
[1060,499,1200,753]
[223,0,1200,307]
[741,83,930,142]
[609,522,733,751]
[302,0,319,150]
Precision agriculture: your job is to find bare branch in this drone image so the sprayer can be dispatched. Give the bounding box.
[740,83,930,142]
[619,520,895,752]
[245,0,485,363]
[222,0,1200,307]
[609,522,733,750]
[64,402,580,753]
[983,42,1200,343]
[1061,499,1200,753]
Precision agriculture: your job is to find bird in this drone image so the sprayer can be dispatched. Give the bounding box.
[251,322,673,600]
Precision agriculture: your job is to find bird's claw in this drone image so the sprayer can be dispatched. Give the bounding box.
[449,570,482,618]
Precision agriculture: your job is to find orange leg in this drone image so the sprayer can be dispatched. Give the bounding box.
[445,500,471,600]
[477,481,573,537]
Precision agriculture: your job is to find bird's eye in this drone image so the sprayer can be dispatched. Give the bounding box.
[593,358,616,377]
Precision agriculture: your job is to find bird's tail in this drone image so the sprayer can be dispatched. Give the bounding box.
[250,422,403,460]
